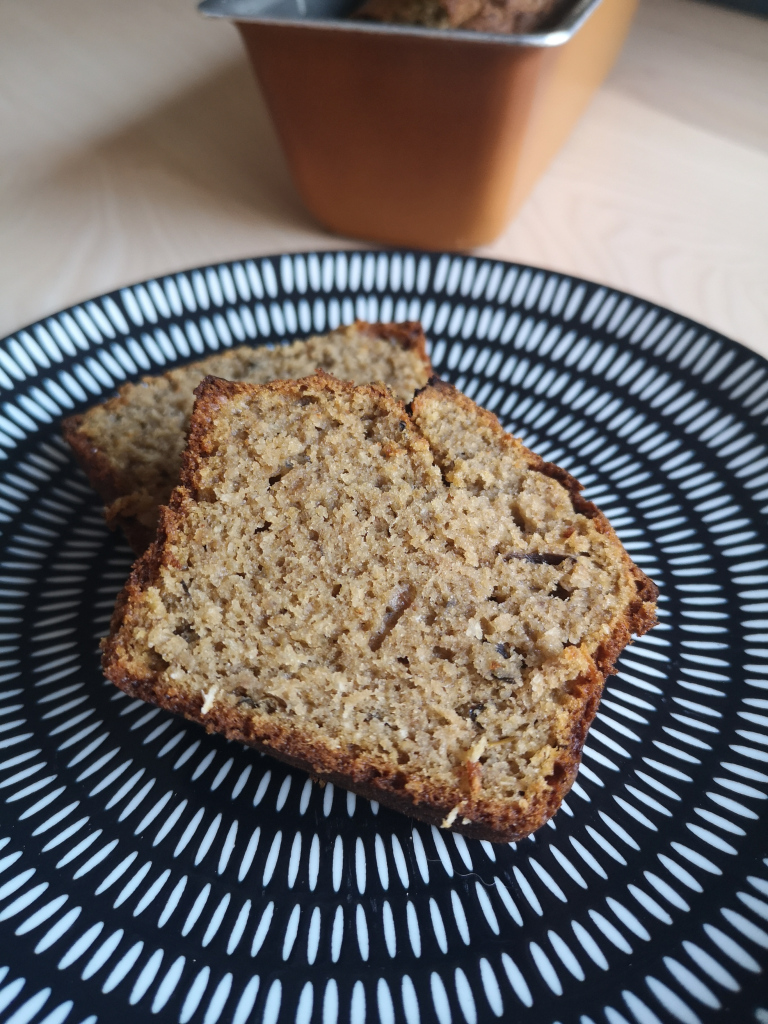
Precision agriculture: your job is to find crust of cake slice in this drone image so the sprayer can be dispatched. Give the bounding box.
[63,321,431,553]
[104,372,657,842]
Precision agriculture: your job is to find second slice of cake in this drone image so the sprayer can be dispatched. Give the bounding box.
[63,321,430,552]
[104,372,657,841]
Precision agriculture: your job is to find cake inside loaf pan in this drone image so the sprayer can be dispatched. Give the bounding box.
[355,0,569,33]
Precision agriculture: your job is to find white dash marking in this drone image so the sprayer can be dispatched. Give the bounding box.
[355,904,369,961]
[226,899,251,955]
[402,976,420,1024]
[429,899,447,954]
[158,875,187,928]
[275,775,291,812]
[262,832,283,886]
[252,770,271,807]
[152,799,187,848]
[350,980,365,1024]
[132,868,170,917]
[210,758,232,791]
[501,953,532,1007]
[15,893,68,935]
[112,861,151,908]
[571,921,609,970]
[374,835,389,891]
[173,808,205,858]
[195,813,223,867]
[452,833,473,871]
[296,982,313,1024]
[81,928,123,980]
[589,910,633,953]
[151,959,186,1016]
[331,906,344,963]
[299,779,312,815]
[479,958,503,1017]
[475,881,500,934]
[323,979,338,1024]
[238,827,260,882]
[548,930,585,980]
[663,957,720,1010]
[391,835,409,888]
[382,901,396,958]
[3,986,51,1024]
[231,976,261,1024]
[455,967,477,1024]
[102,939,144,993]
[332,835,344,892]
[203,972,232,1024]
[179,967,210,1024]
[202,894,230,947]
[129,949,163,1005]
[282,904,301,960]
[450,891,470,945]
[287,832,302,889]
[430,827,454,877]
[606,897,651,940]
[181,883,211,937]
[412,830,429,883]
[54,919,99,967]
[377,978,395,1024]
[250,902,274,957]
[531,941,562,995]
[494,877,522,926]
[231,765,251,800]
[682,941,739,991]
[306,907,321,965]
[94,853,137,896]
[355,837,366,894]
[430,972,452,1024]
[406,902,421,958]
[308,834,320,891]
[218,820,238,875]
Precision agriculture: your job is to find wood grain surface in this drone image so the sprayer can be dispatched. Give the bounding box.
[1,0,766,356]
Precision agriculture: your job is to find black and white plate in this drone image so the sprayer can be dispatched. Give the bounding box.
[0,251,766,1024]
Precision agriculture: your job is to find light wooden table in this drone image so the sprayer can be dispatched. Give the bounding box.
[1,0,766,355]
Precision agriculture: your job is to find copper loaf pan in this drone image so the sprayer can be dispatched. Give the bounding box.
[200,0,637,250]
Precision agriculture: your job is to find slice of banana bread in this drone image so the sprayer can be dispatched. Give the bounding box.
[103,372,657,842]
[63,321,431,553]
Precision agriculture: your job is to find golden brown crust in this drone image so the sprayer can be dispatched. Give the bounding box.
[104,372,657,842]
[105,638,602,842]
[62,413,125,506]
[359,320,431,372]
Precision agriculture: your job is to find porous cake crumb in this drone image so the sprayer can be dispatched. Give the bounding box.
[104,373,657,841]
